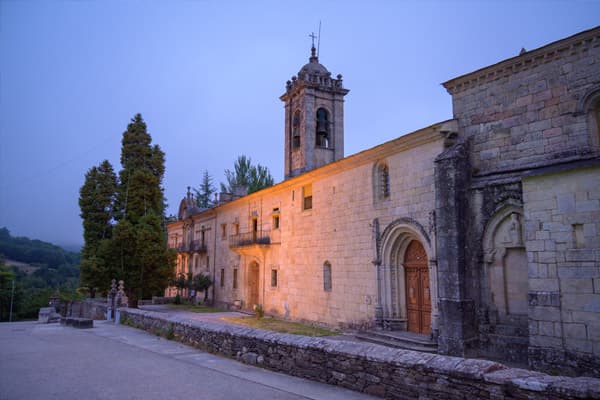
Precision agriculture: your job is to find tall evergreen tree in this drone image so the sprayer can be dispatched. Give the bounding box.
[220,155,274,195]
[78,114,175,303]
[78,160,117,294]
[194,170,215,208]
[111,114,174,305]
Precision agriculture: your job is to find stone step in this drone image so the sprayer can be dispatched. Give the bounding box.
[355,330,438,353]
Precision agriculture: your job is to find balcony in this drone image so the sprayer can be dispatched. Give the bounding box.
[176,240,207,254]
[229,230,271,248]
[176,243,189,253]
[190,240,207,254]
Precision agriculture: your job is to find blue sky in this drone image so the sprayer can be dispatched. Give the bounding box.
[1,0,598,247]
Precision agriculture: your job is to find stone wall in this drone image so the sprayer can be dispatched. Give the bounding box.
[523,165,600,376]
[117,307,600,400]
[168,126,444,330]
[447,28,600,175]
[441,27,600,368]
[69,299,107,320]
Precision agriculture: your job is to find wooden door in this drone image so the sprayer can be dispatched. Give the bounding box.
[405,240,431,335]
[248,263,259,307]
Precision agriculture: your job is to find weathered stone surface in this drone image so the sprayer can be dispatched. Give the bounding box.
[60,316,93,329]
[38,307,60,323]
[110,307,600,399]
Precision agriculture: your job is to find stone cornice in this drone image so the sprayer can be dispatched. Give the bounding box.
[443,25,600,95]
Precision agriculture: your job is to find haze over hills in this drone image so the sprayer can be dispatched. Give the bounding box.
[0,227,80,321]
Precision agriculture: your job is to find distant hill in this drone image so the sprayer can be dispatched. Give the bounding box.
[58,243,83,253]
[0,227,80,268]
[0,227,81,321]
[4,259,40,275]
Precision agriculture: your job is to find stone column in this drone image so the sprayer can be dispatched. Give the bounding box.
[434,142,477,357]
[374,261,384,329]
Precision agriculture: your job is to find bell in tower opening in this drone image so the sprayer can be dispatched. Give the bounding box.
[280,42,349,179]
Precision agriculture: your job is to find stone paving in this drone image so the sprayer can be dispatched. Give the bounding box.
[0,320,377,400]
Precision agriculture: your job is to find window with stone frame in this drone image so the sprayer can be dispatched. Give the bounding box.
[315,108,330,148]
[292,110,301,149]
[302,184,313,211]
[220,268,225,287]
[272,208,280,230]
[323,261,332,292]
[374,161,390,202]
[233,268,238,289]
[583,90,600,148]
[271,269,278,288]
[221,224,227,239]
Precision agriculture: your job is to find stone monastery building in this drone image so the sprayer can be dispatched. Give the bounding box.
[167,26,600,375]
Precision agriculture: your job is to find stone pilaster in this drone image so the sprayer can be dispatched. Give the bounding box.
[434,141,478,356]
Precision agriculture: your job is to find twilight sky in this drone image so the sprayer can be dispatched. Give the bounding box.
[1,1,598,248]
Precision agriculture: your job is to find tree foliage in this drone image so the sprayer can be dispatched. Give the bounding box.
[78,114,175,304]
[194,170,215,208]
[0,231,81,321]
[116,114,166,224]
[79,160,116,291]
[220,155,274,195]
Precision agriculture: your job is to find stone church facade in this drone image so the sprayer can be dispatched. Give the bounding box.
[167,27,600,376]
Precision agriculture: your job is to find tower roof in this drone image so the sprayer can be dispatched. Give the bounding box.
[298,46,329,77]
[280,45,348,102]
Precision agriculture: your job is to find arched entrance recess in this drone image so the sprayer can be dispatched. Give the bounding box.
[376,218,438,335]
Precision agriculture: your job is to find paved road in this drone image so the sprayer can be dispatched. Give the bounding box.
[0,321,377,400]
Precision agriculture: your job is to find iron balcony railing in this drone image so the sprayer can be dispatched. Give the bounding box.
[176,241,207,253]
[229,230,271,248]
[190,240,207,253]
[177,243,188,253]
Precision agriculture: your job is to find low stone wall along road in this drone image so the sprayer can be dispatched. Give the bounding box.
[0,321,376,400]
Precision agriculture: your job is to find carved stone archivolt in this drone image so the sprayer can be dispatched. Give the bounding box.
[375,218,438,333]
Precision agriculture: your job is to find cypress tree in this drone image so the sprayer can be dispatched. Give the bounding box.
[112,114,174,305]
[79,160,117,295]
[78,114,175,303]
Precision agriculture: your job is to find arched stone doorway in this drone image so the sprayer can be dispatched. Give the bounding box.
[376,218,437,335]
[404,240,431,334]
[247,261,260,308]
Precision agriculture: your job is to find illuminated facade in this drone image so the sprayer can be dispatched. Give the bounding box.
[167,28,600,375]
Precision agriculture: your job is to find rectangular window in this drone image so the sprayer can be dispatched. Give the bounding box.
[272,208,280,229]
[271,269,278,288]
[323,263,332,292]
[573,224,585,249]
[233,268,238,289]
[302,184,313,210]
[233,223,239,236]
[221,224,227,239]
[206,256,210,270]
[220,268,225,287]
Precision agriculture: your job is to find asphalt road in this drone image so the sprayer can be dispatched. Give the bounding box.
[0,321,377,400]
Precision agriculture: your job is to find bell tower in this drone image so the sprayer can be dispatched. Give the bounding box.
[280,44,349,179]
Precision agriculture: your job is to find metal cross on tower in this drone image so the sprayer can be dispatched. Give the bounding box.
[309,32,317,48]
